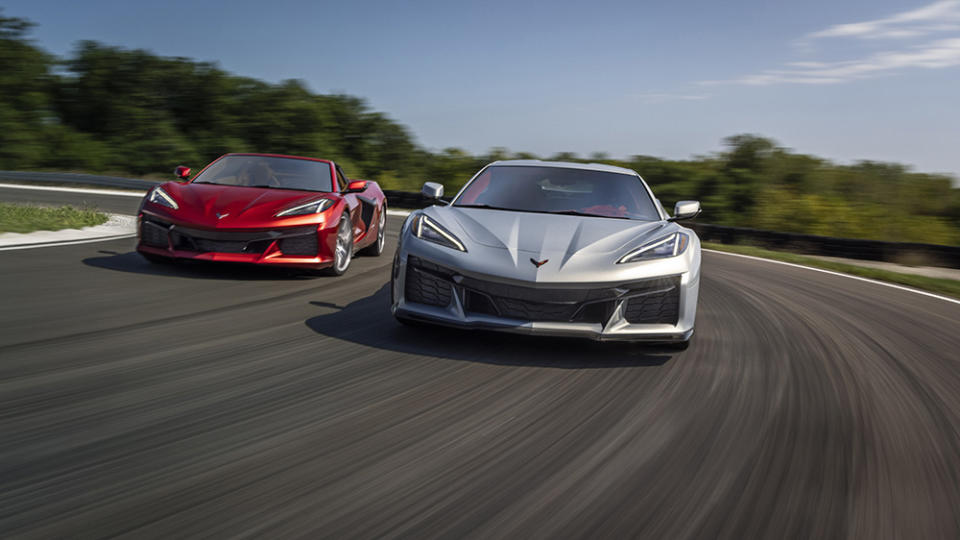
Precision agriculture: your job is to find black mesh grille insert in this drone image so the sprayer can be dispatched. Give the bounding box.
[406,256,682,325]
[279,234,318,255]
[141,221,169,247]
[147,223,317,255]
[624,278,681,324]
[463,290,498,316]
[194,239,248,253]
[495,297,580,322]
[405,257,453,307]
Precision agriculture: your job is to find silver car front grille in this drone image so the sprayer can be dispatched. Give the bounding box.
[405,255,680,325]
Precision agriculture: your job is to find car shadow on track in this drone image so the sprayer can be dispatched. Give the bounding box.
[305,284,677,368]
[83,251,318,281]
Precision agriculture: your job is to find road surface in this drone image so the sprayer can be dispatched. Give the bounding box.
[1,189,958,538]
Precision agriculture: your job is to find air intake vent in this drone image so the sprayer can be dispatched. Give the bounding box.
[279,234,318,255]
[405,264,452,307]
[194,239,247,253]
[624,278,681,324]
[140,221,169,247]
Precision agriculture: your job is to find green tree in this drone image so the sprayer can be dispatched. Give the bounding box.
[0,11,54,169]
[0,12,957,245]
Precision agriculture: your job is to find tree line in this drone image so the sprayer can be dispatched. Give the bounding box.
[1,11,958,244]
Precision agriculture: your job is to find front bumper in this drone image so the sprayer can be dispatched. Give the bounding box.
[392,253,699,343]
[136,214,335,269]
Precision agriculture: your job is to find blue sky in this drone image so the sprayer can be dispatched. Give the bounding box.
[5,0,960,178]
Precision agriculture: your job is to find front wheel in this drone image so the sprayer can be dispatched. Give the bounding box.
[323,219,353,276]
[359,206,387,256]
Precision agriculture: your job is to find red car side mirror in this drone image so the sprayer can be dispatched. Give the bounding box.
[345,180,367,193]
[174,166,191,181]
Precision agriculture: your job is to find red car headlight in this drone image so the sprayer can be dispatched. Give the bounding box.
[275,198,334,217]
[147,187,179,210]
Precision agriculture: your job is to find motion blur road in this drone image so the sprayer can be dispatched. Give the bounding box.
[2,189,959,538]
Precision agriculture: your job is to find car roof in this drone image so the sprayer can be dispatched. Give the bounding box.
[487,159,638,176]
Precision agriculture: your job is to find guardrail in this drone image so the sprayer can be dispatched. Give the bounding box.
[689,223,960,269]
[0,171,445,206]
[0,170,162,190]
[3,170,958,268]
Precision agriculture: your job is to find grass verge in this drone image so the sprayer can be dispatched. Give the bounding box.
[0,203,109,234]
[703,242,960,300]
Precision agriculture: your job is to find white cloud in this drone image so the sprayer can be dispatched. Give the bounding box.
[710,2,960,86]
[722,37,960,85]
[807,0,960,40]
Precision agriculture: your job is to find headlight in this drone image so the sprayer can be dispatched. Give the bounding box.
[618,232,689,263]
[147,186,178,210]
[275,198,334,217]
[413,214,466,252]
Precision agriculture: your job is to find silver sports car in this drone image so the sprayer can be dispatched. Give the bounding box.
[391,160,702,347]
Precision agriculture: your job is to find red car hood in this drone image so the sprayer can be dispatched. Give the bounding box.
[159,182,334,228]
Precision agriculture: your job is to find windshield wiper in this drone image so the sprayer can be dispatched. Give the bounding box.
[551,210,632,219]
[249,185,319,192]
[454,203,517,211]
[456,204,635,220]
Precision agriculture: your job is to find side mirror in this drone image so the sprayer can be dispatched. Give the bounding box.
[174,166,191,181]
[421,182,444,200]
[669,200,701,221]
[344,180,367,194]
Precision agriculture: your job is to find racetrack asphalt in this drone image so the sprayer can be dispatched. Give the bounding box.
[1,190,959,539]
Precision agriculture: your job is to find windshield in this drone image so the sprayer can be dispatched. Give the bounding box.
[191,155,334,192]
[453,165,661,220]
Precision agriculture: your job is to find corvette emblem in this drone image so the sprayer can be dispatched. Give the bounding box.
[216,212,229,219]
[530,258,549,268]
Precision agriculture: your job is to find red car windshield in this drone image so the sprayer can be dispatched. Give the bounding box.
[191,155,335,192]
[454,165,661,220]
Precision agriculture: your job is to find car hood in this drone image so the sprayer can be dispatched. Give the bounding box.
[427,206,672,273]
[159,182,333,227]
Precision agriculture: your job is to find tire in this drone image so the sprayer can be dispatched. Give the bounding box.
[359,205,386,256]
[323,218,354,276]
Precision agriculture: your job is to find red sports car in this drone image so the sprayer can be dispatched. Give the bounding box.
[137,153,388,275]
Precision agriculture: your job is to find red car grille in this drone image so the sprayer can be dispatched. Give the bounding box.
[141,218,318,256]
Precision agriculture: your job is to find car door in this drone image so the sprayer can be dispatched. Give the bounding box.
[336,166,364,242]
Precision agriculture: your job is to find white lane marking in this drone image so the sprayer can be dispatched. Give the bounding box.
[0,183,147,197]
[0,234,136,251]
[386,209,412,217]
[704,249,960,306]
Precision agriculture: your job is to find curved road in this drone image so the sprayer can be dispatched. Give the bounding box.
[1,189,959,538]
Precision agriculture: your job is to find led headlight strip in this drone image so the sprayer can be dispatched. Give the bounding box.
[275,198,334,217]
[148,187,179,210]
[618,232,689,263]
[414,214,467,252]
